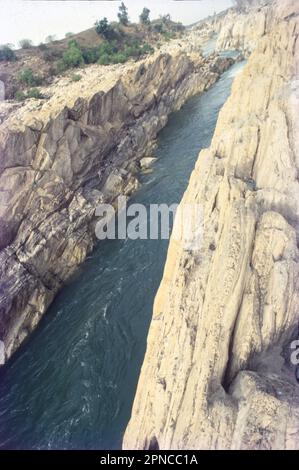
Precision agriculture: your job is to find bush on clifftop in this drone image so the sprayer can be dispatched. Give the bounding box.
[18,68,43,86]
[95,18,117,40]
[62,40,84,68]
[15,88,43,101]
[140,7,151,25]
[0,45,16,62]
[118,2,129,26]
[19,38,33,49]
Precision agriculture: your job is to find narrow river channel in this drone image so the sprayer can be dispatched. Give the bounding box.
[0,60,246,450]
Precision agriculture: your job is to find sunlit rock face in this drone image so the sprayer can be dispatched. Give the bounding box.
[124,0,299,450]
[0,34,233,365]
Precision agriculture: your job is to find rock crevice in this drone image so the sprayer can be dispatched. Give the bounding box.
[123,0,299,450]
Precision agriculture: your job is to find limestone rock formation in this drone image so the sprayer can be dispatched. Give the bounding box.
[216,7,267,54]
[123,0,299,450]
[0,39,233,364]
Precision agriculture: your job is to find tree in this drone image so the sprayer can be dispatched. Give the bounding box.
[118,2,129,26]
[140,7,150,25]
[45,35,57,43]
[19,39,33,49]
[95,18,116,40]
[161,14,171,24]
[152,22,163,33]
[0,45,16,61]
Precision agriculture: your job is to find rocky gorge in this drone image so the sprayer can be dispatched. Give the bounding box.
[0,30,234,364]
[124,0,299,450]
[0,0,298,452]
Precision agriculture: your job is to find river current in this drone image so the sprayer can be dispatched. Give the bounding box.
[0,60,245,450]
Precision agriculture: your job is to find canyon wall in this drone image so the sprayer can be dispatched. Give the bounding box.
[216,3,270,54]
[124,0,299,450]
[0,42,233,364]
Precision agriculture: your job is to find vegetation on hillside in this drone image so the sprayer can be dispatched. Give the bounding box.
[140,7,151,25]
[15,88,43,101]
[118,2,129,26]
[57,40,84,71]
[18,68,43,86]
[1,2,186,101]
[95,18,117,40]
[93,4,184,66]
[70,73,82,82]
[0,45,16,62]
[45,35,57,44]
[19,39,33,49]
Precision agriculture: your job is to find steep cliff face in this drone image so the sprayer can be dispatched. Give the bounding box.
[0,43,233,364]
[216,2,271,54]
[124,0,299,450]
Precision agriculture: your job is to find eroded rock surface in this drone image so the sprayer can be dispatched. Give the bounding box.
[216,3,269,54]
[0,39,233,363]
[124,0,299,450]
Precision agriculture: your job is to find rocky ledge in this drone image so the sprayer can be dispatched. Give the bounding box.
[124,0,299,450]
[0,35,234,365]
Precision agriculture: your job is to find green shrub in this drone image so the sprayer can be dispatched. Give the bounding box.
[56,60,67,73]
[19,68,43,86]
[15,90,26,101]
[27,88,43,99]
[70,73,82,82]
[14,88,43,101]
[111,52,127,64]
[98,53,111,65]
[96,37,153,66]
[99,40,118,56]
[62,42,84,68]
[65,32,74,38]
[123,45,136,58]
[19,38,33,49]
[141,43,154,54]
[0,45,16,62]
[67,39,78,48]
[82,47,99,64]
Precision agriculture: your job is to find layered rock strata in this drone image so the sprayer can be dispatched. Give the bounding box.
[215,1,281,56]
[0,47,233,364]
[124,0,299,450]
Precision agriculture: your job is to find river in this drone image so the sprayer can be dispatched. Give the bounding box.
[0,60,246,450]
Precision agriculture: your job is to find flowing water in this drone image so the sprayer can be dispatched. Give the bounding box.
[202,35,241,60]
[0,60,246,450]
